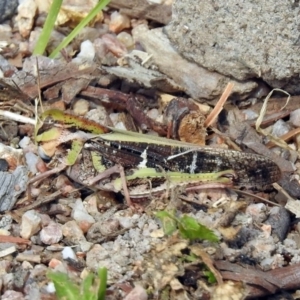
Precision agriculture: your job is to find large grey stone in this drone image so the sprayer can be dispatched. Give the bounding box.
[165,0,300,93]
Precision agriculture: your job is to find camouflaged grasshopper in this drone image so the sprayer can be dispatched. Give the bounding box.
[35,109,282,207]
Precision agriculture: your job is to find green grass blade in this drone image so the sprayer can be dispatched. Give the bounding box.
[33,0,63,55]
[49,0,111,58]
[82,273,96,300]
[47,271,80,300]
[97,267,107,300]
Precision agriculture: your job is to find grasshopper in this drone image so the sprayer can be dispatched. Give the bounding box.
[34,109,282,207]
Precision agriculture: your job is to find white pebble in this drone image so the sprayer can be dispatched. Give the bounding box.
[271,119,290,137]
[46,282,56,293]
[73,99,89,116]
[72,40,95,63]
[117,32,134,49]
[290,108,300,127]
[20,210,42,239]
[62,246,77,260]
[19,136,31,149]
[25,152,39,174]
[40,223,63,245]
[109,11,131,33]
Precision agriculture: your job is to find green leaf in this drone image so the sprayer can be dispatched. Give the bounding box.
[47,268,108,300]
[178,215,219,242]
[156,210,177,236]
[203,270,217,284]
[47,271,80,300]
[182,253,197,263]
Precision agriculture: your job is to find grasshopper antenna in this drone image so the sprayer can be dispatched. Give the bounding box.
[34,57,44,126]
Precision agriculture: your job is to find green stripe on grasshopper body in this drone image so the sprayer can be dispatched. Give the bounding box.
[112,168,236,196]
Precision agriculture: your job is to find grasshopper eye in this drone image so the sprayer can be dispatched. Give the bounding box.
[38,146,52,163]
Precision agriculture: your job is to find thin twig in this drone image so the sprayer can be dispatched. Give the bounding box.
[204,82,234,128]
[0,110,36,125]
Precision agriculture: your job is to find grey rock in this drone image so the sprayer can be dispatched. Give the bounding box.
[265,206,291,242]
[165,0,300,93]
[109,0,172,24]
[0,0,18,23]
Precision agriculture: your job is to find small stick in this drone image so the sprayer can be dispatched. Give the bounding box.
[88,164,135,209]
[204,82,234,128]
[0,110,36,125]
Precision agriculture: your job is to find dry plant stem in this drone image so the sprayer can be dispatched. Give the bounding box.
[204,82,234,128]
[185,182,233,192]
[88,164,134,208]
[80,86,129,109]
[0,235,30,245]
[190,245,223,285]
[0,110,36,125]
[232,189,282,207]
[265,127,300,148]
[26,165,67,204]
[27,165,67,185]
[272,182,295,201]
[247,110,291,128]
[15,190,62,215]
[215,260,300,297]
[250,95,300,114]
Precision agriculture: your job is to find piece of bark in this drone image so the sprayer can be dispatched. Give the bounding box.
[0,166,28,212]
[215,260,300,298]
[249,95,300,116]
[226,109,295,174]
[80,85,129,110]
[9,57,98,99]
[102,50,182,94]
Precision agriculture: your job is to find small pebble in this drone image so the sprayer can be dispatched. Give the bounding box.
[0,0,18,23]
[0,158,9,171]
[20,210,42,239]
[109,11,131,33]
[265,206,291,242]
[40,223,63,245]
[72,40,95,63]
[271,119,291,137]
[61,220,86,244]
[24,152,39,174]
[46,282,56,294]
[16,253,41,264]
[18,136,31,149]
[123,285,148,300]
[245,203,267,223]
[71,199,95,233]
[1,290,25,300]
[242,109,258,120]
[62,246,77,260]
[290,108,300,127]
[73,99,89,116]
[49,258,63,270]
[102,33,127,57]
[117,32,134,49]
[15,0,37,38]
[79,241,93,252]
